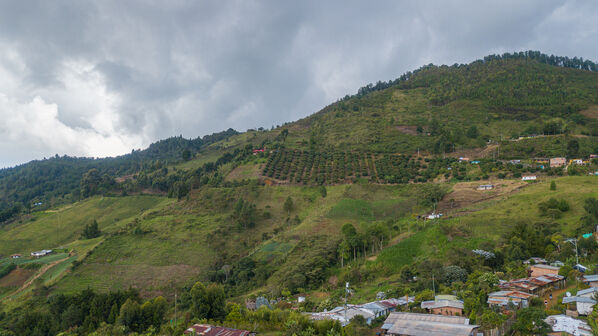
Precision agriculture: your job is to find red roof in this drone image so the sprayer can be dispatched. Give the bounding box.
[184,324,253,336]
[252,149,265,153]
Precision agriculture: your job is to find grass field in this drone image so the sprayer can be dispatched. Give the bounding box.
[0,195,169,257]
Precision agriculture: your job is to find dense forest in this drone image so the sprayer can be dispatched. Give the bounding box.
[0,129,238,222]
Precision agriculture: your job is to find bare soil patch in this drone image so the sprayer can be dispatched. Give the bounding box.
[438,179,527,214]
[226,164,263,181]
[447,144,499,159]
[396,125,418,135]
[581,105,598,119]
[0,267,35,288]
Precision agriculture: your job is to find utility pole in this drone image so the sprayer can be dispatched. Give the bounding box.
[566,238,579,265]
[432,274,436,296]
[344,282,349,325]
[175,287,177,328]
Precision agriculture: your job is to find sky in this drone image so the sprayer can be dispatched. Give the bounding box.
[0,0,597,168]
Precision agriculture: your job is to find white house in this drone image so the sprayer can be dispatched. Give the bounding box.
[31,249,53,257]
[521,175,537,181]
[562,287,598,315]
[477,184,494,191]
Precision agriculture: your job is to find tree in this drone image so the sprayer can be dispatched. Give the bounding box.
[567,139,580,156]
[466,126,479,139]
[550,181,556,190]
[80,169,102,197]
[118,299,142,332]
[283,196,294,216]
[511,307,550,335]
[182,149,191,161]
[441,265,468,286]
[190,282,226,321]
[190,282,210,319]
[140,296,167,330]
[82,219,101,239]
[319,186,327,198]
[232,199,256,229]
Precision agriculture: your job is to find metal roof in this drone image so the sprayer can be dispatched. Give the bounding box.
[544,315,592,336]
[583,274,598,282]
[563,296,596,304]
[421,299,464,310]
[384,313,477,336]
[576,287,598,296]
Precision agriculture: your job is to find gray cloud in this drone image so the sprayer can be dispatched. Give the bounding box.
[0,0,597,167]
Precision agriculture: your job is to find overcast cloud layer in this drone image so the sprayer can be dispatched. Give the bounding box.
[0,0,597,167]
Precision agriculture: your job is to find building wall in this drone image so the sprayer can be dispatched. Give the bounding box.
[431,307,463,316]
[530,266,560,277]
[587,281,598,288]
[578,302,594,315]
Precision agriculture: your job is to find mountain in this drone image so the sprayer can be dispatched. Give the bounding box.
[2,51,598,335]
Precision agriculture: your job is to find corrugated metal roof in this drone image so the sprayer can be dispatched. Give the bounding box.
[583,274,598,282]
[384,313,477,336]
[563,296,596,304]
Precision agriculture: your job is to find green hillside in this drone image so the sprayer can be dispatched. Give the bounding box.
[3,51,598,335]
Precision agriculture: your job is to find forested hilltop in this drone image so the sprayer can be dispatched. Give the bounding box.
[3,51,598,335]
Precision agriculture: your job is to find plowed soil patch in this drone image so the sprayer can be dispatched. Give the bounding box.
[0,268,35,288]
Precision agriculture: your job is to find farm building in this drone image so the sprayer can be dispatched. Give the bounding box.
[521,175,537,181]
[10,254,21,259]
[476,184,494,190]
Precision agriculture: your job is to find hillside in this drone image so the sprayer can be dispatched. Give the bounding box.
[3,51,598,335]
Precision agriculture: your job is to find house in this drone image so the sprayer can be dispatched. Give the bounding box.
[426,213,443,219]
[535,158,550,164]
[307,297,413,326]
[529,264,560,277]
[562,287,598,315]
[477,184,494,191]
[521,175,537,181]
[487,290,535,309]
[458,157,469,162]
[470,160,480,164]
[550,157,567,168]
[30,249,53,258]
[421,295,464,316]
[581,274,598,287]
[551,260,565,267]
[381,312,479,336]
[574,264,588,273]
[184,324,255,336]
[499,274,566,296]
[10,254,21,259]
[544,315,592,335]
[523,257,547,265]
[252,149,265,154]
[510,160,522,164]
[297,296,306,303]
[570,159,585,165]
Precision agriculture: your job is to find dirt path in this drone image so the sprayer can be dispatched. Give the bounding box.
[1,257,70,300]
